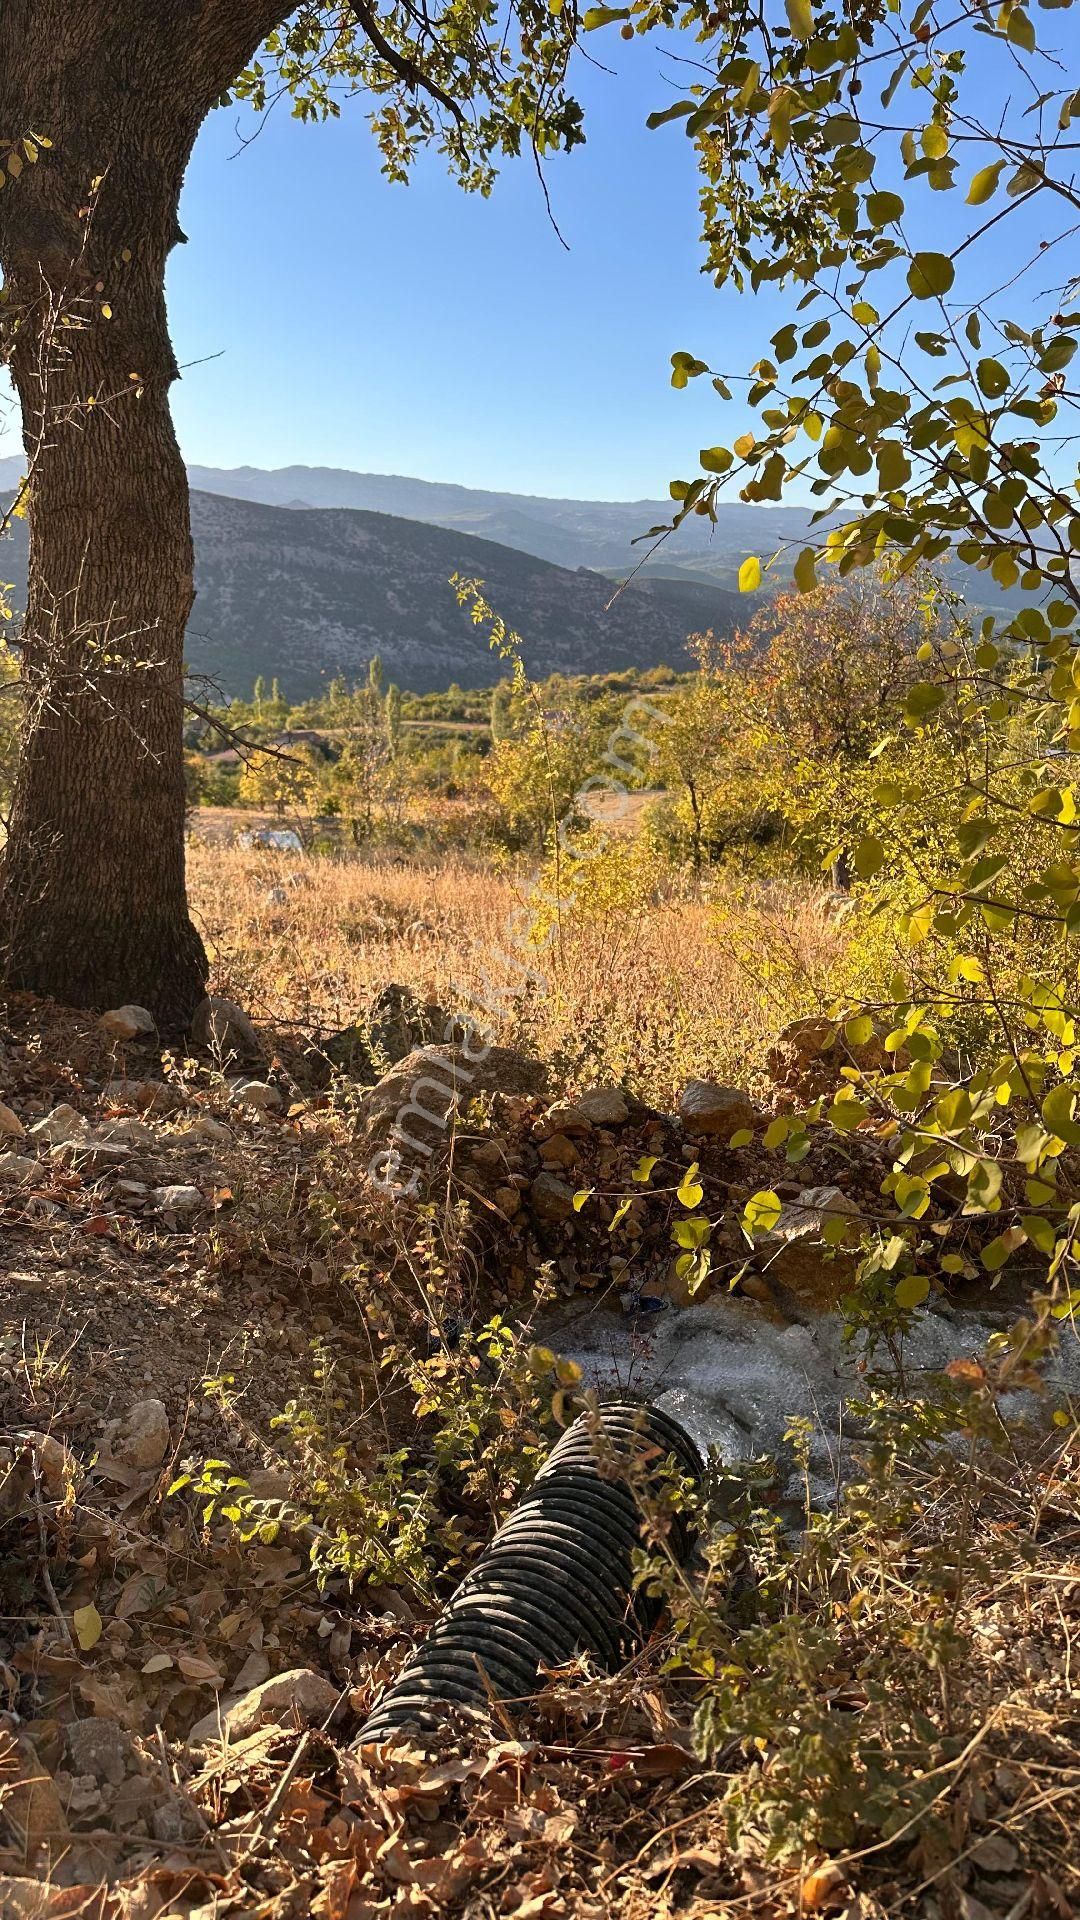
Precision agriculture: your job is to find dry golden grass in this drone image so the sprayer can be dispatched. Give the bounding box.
[186,838,847,1104]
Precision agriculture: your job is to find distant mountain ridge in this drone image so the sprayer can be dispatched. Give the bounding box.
[0,478,743,697]
[0,455,1034,694]
[179,462,821,579]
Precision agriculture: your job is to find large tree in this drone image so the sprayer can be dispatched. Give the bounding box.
[0,2,581,1020]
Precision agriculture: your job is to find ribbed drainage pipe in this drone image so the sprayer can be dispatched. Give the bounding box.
[357,1400,703,1741]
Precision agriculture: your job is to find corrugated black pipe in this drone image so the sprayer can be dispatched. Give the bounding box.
[357,1400,703,1740]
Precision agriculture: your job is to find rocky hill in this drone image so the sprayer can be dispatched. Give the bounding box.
[0,483,741,697]
[180,460,815,579]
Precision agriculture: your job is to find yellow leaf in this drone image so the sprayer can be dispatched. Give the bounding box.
[785,0,813,40]
[738,555,762,592]
[677,1161,704,1208]
[907,899,935,945]
[73,1603,103,1650]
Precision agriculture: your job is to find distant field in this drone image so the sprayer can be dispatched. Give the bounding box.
[579,787,659,834]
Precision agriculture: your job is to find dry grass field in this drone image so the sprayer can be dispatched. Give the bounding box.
[186,839,848,1105]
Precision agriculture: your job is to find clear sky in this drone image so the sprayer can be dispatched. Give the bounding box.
[0,25,1041,504]
[158,36,775,502]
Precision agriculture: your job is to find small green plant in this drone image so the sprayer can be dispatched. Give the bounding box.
[169,1321,572,1598]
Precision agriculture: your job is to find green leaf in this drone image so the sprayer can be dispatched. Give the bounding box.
[894,1272,930,1309]
[981,1225,1027,1271]
[1006,6,1035,50]
[700,445,732,474]
[967,1159,1003,1210]
[793,547,818,593]
[844,1014,876,1046]
[670,351,708,389]
[866,190,904,226]
[673,1214,710,1250]
[646,101,695,131]
[738,555,762,592]
[582,5,629,25]
[877,441,912,490]
[729,1127,754,1147]
[894,1173,931,1218]
[1039,335,1077,374]
[976,357,1009,398]
[904,681,946,727]
[957,818,995,857]
[1021,1213,1056,1256]
[906,252,956,300]
[852,835,885,878]
[967,160,1005,205]
[1042,1082,1080,1146]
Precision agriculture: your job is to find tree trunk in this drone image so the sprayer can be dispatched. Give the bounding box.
[0,1,286,1023]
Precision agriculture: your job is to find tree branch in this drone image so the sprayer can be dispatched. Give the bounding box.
[344,0,467,128]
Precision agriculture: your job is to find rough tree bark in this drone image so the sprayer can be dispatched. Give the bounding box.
[0,2,287,1022]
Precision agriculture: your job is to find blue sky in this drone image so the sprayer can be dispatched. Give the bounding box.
[162,37,772,501]
[0,24,1059,503]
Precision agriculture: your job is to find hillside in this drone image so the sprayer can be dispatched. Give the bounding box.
[179,460,818,578]
[182,465,1048,616]
[0,485,741,696]
[0,455,1037,689]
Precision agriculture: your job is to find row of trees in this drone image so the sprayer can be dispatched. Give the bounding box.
[194,576,930,864]
[229,658,408,837]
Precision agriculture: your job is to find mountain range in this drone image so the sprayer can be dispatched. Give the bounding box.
[0,455,1030,696]
[0,458,750,696]
[182,461,817,583]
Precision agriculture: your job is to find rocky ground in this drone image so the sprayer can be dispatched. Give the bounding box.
[1,986,1078,1917]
